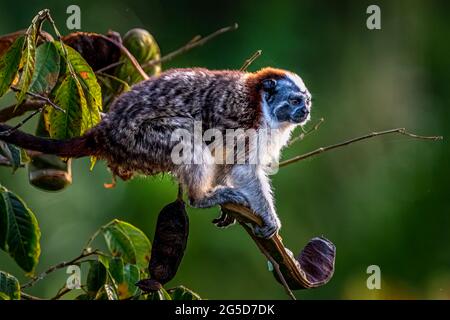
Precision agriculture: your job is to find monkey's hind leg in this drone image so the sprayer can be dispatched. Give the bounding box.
[191,165,280,238]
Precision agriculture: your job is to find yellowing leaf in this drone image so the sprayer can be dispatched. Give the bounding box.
[48,75,87,139]
[0,36,24,97]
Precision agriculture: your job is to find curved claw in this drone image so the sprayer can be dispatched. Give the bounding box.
[221,203,336,290]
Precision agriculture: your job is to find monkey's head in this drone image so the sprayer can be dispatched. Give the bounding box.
[252,68,312,127]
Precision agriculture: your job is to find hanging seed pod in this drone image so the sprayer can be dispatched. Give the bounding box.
[135,278,162,293]
[28,114,72,191]
[271,237,336,290]
[148,199,189,284]
[115,28,161,85]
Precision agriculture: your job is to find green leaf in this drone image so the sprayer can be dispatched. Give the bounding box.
[0,141,22,172]
[86,260,107,296]
[101,220,137,265]
[115,221,151,270]
[119,264,140,299]
[100,256,140,300]
[108,257,124,285]
[168,286,202,300]
[0,271,20,300]
[29,42,60,95]
[0,186,40,273]
[0,36,24,97]
[48,75,87,139]
[16,10,51,104]
[16,33,36,104]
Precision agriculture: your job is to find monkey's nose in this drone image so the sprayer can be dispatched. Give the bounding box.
[291,106,309,123]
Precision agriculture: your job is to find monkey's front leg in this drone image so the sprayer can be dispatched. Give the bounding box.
[191,166,281,238]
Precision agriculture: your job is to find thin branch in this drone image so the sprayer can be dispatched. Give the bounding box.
[20,250,102,289]
[82,228,102,253]
[280,128,443,168]
[94,34,149,81]
[288,117,325,146]
[0,100,45,122]
[246,223,296,300]
[50,285,71,300]
[20,292,43,300]
[0,108,42,136]
[142,23,239,69]
[10,87,65,113]
[95,61,123,74]
[239,50,262,71]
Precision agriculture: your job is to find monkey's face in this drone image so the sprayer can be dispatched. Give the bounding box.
[261,74,312,126]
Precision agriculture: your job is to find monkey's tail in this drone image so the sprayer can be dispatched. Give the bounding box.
[0,123,98,158]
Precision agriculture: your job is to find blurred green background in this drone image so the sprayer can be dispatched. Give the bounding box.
[0,0,448,299]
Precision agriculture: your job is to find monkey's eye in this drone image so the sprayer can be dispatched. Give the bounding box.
[289,97,303,105]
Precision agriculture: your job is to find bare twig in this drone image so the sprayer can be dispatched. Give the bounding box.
[240,50,262,71]
[244,222,296,300]
[142,23,239,69]
[95,61,123,74]
[0,108,42,136]
[50,285,72,300]
[20,292,43,300]
[9,87,65,113]
[94,34,149,80]
[95,24,238,75]
[20,250,102,289]
[288,118,325,146]
[280,128,443,168]
[0,100,45,122]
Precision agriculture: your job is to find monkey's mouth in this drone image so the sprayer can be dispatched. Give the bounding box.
[290,107,310,124]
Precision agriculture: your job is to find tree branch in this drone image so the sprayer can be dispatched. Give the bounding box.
[20,292,44,300]
[142,23,239,69]
[21,250,102,290]
[288,117,324,146]
[94,34,149,81]
[0,108,42,136]
[9,87,65,113]
[239,50,262,71]
[280,128,443,168]
[0,100,45,122]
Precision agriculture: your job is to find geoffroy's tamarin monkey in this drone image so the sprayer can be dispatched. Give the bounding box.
[0,67,312,238]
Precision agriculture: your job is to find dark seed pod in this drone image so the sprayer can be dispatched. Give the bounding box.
[149,199,189,284]
[28,114,72,191]
[135,279,162,292]
[272,236,336,290]
[61,31,121,72]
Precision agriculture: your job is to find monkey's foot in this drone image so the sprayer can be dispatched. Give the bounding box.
[252,221,280,239]
[212,208,236,228]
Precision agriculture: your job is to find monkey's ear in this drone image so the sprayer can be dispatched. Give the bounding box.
[262,79,277,92]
